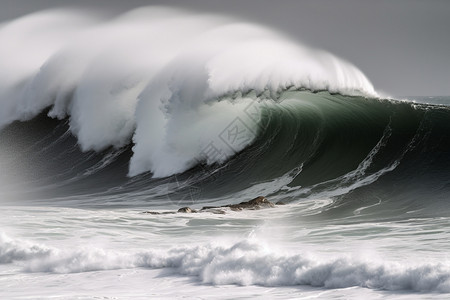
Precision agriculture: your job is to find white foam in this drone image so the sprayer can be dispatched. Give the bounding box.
[0,233,52,263]
[2,233,449,293]
[0,7,378,177]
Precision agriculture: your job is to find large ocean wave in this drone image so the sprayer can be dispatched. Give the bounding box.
[1,7,450,218]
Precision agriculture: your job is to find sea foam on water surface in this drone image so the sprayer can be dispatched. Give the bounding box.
[1,232,449,293]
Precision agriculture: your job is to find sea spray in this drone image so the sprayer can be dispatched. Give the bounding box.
[0,7,376,177]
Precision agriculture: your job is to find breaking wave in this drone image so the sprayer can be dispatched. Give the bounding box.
[1,233,450,293]
[0,6,375,178]
[1,6,450,218]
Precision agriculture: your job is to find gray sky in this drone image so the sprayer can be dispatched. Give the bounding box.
[1,0,449,96]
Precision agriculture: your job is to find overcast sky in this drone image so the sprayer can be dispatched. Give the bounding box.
[1,0,449,96]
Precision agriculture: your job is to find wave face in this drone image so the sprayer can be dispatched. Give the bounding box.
[2,90,450,217]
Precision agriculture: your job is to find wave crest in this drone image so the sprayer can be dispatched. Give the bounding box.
[0,7,377,177]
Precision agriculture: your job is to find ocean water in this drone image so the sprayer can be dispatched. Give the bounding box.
[1,6,450,300]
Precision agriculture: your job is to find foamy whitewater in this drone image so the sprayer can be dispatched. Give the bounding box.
[1,6,450,300]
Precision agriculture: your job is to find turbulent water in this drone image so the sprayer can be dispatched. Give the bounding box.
[1,6,450,300]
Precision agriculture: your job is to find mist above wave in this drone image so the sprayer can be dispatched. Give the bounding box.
[0,6,377,177]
